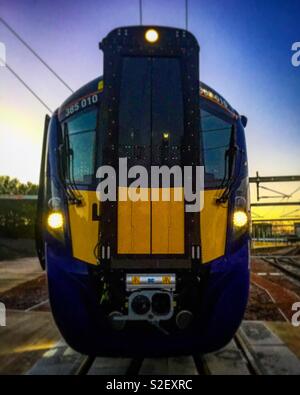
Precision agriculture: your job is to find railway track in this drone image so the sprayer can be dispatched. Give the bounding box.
[76,334,260,375]
[25,299,49,312]
[251,252,300,322]
[257,255,300,282]
[27,321,300,375]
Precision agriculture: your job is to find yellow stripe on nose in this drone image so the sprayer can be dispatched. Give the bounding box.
[118,187,151,254]
[151,188,184,254]
[200,189,228,263]
[67,188,228,265]
[117,187,184,255]
[68,190,99,264]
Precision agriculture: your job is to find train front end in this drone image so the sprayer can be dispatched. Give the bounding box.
[36,26,251,356]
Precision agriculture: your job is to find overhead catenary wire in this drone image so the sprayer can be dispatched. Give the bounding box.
[259,185,290,199]
[139,0,143,25]
[185,0,189,31]
[0,16,74,93]
[280,208,300,218]
[138,1,189,30]
[251,211,264,218]
[255,181,300,219]
[290,185,300,197]
[1,57,53,114]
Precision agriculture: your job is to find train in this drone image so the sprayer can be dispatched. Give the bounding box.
[35,26,250,357]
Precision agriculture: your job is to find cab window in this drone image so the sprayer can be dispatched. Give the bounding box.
[62,109,97,185]
[201,109,234,187]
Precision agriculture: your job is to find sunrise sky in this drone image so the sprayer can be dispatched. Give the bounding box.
[0,0,299,219]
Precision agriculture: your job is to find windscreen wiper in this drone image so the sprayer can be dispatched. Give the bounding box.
[67,148,83,205]
[58,143,80,205]
[216,144,238,204]
[59,124,82,205]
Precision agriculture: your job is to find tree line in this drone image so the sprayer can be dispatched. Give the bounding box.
[0,176,38,195]
[0,176,38,239]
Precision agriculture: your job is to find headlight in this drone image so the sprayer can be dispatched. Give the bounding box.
[233,210,248,228]
[47,212,63,229]
[145,29,159,43]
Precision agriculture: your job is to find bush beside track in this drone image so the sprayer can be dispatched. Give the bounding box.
[0,197,37,260]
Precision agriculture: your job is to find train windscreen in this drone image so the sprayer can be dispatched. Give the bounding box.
[201,109,234,187]
[63,108,97,185]
[118,57,184,171]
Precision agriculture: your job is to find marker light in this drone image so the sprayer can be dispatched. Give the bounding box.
[145,29,159,43]
[47,212,63,230]
[233,210,248,228]
[163,132,170,140]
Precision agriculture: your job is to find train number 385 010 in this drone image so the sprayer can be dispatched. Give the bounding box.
[64,94,99,118]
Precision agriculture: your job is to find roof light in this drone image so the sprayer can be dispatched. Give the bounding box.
[145,29,159,43]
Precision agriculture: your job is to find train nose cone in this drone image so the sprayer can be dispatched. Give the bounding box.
[176,310,193,329]
[131,294,151,315]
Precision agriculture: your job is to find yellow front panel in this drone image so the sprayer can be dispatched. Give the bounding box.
[152,188,184,254]
[117,190,132,254]
[117,188,151,254]
[68,190,99,265]
[132,192,151,253]
[68,189,227,263]
[118,188,184,254]
[200,189,228,263]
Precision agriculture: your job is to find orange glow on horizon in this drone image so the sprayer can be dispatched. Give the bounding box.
[0,105,43,183]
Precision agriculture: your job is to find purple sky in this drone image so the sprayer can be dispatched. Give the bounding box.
[0,0,299,217]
